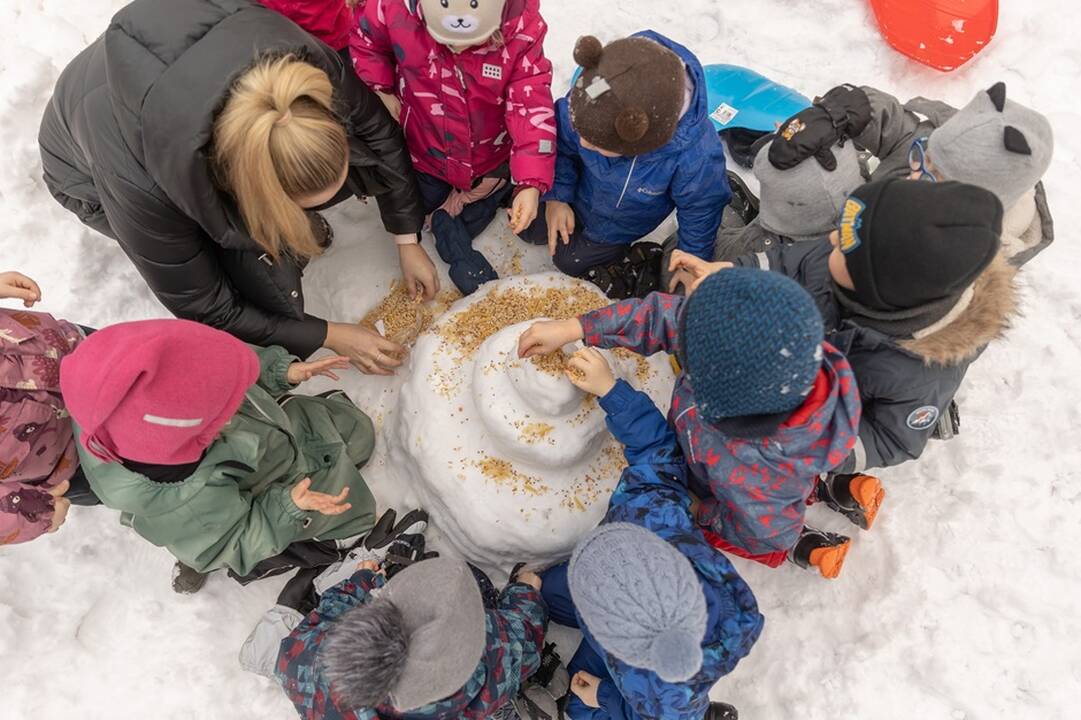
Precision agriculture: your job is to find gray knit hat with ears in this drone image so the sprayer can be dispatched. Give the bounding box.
[568,523,708,683]
[929,82,1054,209]
[753,139,862,240]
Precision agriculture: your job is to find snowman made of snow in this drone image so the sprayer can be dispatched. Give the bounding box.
[388,273,675,570]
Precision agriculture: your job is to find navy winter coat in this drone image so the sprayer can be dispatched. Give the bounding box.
[732,238,1018,472]
[545,31,731,260]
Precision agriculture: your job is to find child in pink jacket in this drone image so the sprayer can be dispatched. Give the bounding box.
[351,0,556,294]
[0,272,92,545]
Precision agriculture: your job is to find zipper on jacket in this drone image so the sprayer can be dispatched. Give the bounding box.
[673,404,697,463]
[615,157,637,209]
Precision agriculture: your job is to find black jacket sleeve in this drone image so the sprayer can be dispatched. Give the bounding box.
[95,172,327,357]
[336,63,424,236]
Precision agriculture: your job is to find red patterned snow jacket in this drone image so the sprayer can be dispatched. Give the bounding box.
[349,0,555,192]
[258,0,359,51]
[0,310,83,544]
[579,293,861,565]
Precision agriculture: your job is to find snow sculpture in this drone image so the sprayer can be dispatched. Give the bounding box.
[389,273,676,569]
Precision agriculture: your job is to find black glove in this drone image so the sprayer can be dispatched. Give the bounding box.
[768,84,871,171]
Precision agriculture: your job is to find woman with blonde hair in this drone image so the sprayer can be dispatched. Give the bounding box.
[39,0,436,373]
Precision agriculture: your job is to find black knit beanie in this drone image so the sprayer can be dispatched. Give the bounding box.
[569,35,685,156]
[838,179,1003,311]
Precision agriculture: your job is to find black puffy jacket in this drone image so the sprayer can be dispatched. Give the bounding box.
[38,0,424,357]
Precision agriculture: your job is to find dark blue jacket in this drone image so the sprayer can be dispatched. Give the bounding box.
[545,31,731,259]
[582,380,764,720]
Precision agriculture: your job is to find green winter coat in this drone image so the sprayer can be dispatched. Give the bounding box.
[75,345,377,576]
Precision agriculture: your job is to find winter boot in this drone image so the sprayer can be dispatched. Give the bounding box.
[706,702,740,720]
[932,399,961,440]
[432,209,497,295]
[626,242,665,298]
[816,473,886,531]
[724,170,760,226]
[586,261,639,300]
[790,527,851,580]
[172,561,210,594]
[512,642,569,720]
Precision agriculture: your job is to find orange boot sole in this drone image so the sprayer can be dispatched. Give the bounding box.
[808,539,851,579]
[849,474,886,530]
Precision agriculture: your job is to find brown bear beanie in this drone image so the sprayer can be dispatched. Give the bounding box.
[569,35,685,156]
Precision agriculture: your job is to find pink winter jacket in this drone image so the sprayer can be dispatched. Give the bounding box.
[258,0,358,51]
[350,0,556,192]
[0,310,83,545]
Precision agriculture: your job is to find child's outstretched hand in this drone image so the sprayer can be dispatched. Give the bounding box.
[508,187,540,234]
[545,200,575,256]
[0,271,42,306]
[515,569,543,591]
[566,347,616,397]
[667,250,732,294]
[287,355,351,385]
[517,318,584,359]
[290,478,352,516]
[571,671,602,708]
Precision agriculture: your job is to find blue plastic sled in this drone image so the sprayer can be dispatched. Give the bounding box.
[568,63,810,134]
[703,64,811,133]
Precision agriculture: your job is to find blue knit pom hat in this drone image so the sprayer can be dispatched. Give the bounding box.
[569,523,708,683]
[681,267,824,424]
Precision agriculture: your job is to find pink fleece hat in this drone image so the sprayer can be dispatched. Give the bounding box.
[60,319,261,465]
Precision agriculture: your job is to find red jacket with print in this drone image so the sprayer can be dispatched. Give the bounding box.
[349,0,556,191]
[579,293,862,566]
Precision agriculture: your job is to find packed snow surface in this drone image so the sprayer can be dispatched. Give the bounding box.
[2,1,1081,719]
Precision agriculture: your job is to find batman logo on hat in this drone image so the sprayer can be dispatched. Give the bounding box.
[838,197,865,253]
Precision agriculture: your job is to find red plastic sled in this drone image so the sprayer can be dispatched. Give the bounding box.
[869,0,999,72]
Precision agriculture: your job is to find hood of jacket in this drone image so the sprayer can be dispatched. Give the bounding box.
[410,0,541,40]
[899,253,1019,366]
[1002,181,1055,268]
[104,0,344,251]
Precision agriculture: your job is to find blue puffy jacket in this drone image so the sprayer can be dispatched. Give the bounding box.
[583,380,764,720]
[545,30,731,259]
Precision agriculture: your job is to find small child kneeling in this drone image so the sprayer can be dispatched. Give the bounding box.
[521,269,875,578]
[540,347,763,720]
[522,33,731,298]
[276,556,548,719]
[60,319,378,581]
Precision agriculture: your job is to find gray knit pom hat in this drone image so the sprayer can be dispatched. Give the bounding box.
[929,82,1053,209]
[754,139,862,240]
[568,523,708,683]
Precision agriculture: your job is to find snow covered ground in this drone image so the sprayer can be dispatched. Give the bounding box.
[2,1,1080,718]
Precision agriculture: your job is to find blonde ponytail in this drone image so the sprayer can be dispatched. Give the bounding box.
[212,55,348,260]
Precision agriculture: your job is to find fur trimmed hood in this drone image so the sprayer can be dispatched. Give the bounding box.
[901,254,1019,366]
